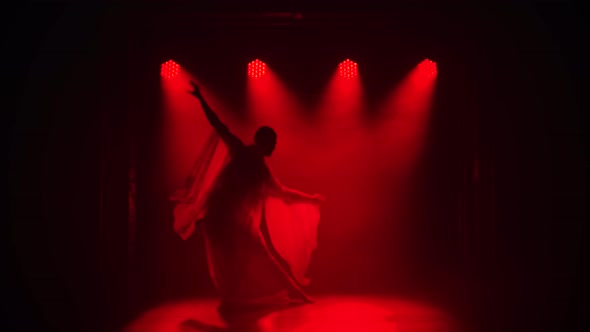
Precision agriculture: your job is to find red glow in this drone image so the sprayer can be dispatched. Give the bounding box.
[123,296,458,332]
[338,59,358,79]
[159,59,439,301]
[246,66,302,130]
[245,65,372,266]
[418,59,437,78]
[161,72,237,193]
[349,59,438,253]
[246,66,309,193]
[319,61,364,118]
[373,59,437,177]
[160,60,180,79]
[248,59,267,78]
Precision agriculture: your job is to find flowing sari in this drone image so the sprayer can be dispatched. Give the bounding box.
[170,131,320,307]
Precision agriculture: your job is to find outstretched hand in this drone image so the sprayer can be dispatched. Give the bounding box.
[188,81,201,98]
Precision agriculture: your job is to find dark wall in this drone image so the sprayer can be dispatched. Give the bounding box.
[7,4,132,332]
[6,3,587,332]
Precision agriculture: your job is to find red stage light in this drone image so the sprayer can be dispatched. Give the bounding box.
[161,60,180,79]
[248,59,266,78]
[418,59,437,78]
[338,59,358,79]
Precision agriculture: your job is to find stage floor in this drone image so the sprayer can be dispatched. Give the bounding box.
[123,295,461,331]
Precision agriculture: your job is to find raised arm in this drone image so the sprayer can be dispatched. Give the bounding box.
[268,172,324,205]
[189,82,243,152]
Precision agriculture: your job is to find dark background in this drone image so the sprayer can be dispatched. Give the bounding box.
[5,2,587,332]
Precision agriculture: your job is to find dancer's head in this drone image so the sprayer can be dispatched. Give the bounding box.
[254,126,277,157]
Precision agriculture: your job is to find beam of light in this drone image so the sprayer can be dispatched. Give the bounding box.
[248,59,267,78]
[160,59,180,79]
[246,64,302,128]
[316,58,365,126]
[362,59,438,251]
[245,61,381,287]
[246,65,306,167]
[373,59,438,177]
[418,58,437,78]
[160,63,234,193]
[245,65,323,218]
[338,59,358,79]
[311,58,366,185]
[305,59,380,258]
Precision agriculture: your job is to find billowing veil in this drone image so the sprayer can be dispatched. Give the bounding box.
[170,131,320,289]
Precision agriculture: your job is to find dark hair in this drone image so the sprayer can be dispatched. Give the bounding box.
[254,126,277,145]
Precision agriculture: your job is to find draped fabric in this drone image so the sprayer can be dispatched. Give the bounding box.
[170,131,320,305]
[170,133,230,240]
[264,197,320,286]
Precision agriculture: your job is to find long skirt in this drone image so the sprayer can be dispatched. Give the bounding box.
[203,200,313,310]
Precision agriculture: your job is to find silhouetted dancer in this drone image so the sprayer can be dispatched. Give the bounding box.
[171,82,324,316]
